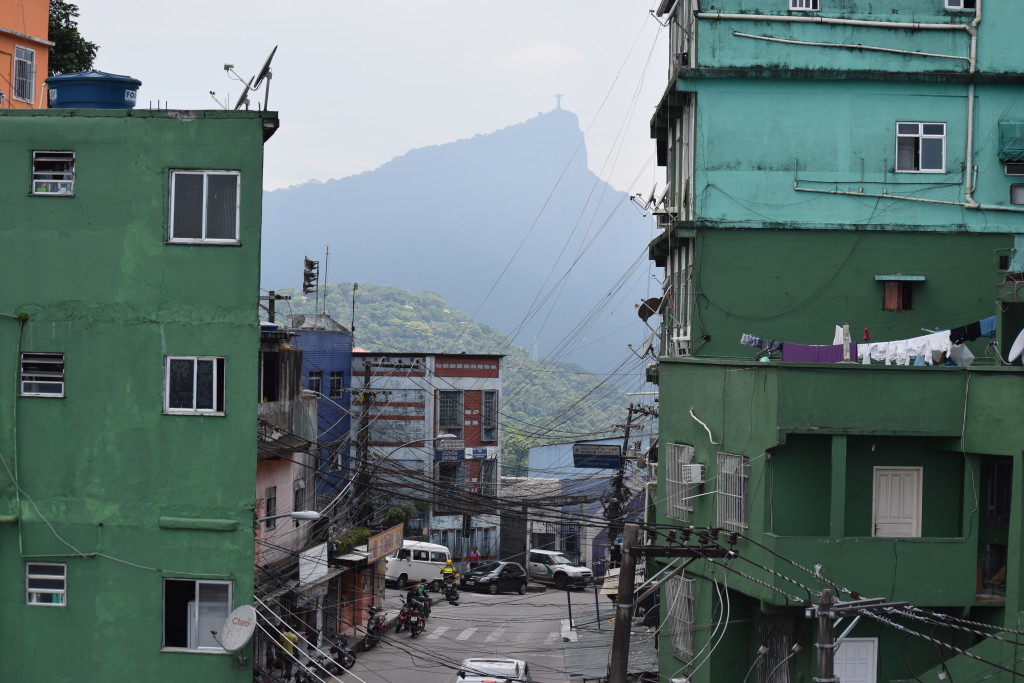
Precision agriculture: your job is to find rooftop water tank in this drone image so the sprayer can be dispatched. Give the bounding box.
[45,70,141,109]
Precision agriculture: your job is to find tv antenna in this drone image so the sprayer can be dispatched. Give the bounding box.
[229,45,278,111]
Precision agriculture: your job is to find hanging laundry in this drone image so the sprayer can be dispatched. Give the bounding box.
[863,328,870,342]
[980,316,996,338]
[781,342,858,363]
[740,333,781,352]
[857,331,951,366]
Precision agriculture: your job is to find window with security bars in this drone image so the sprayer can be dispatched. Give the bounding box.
[481,390,498,441]
[32,151,75,195]
[666,443,695,520]
[438,390,464,438]
[717,452,750,530]
[789,0,819,10]
[307,370,322,395]
[668,575,695,661]
[21,352,65,397]
[168,170,240,243]
[329,371,344,397]
[14,46,35,102]
[26,562,66,606]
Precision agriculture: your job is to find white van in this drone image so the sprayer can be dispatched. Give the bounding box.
[384,541,451,588]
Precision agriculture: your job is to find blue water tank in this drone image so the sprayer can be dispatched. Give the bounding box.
[45,70,141,109]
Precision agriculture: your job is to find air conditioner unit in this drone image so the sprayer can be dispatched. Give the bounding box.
[680,463,704,485]
[653,208,677,229]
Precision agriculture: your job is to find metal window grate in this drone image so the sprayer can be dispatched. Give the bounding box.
[668,574,695,661]
[32,151,75,195]
[26,562,66,606]
[789,0,819,10]
[666,443,695,520]
[717,452,750,530]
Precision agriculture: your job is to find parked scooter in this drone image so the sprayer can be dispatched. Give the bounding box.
[326,634,357,673]
[361,605,387,651]
[394,598,413,633]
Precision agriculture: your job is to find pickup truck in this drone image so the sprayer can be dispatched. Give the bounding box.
[527,549,592,590]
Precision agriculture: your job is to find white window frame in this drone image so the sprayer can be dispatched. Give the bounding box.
[666,443,696,520]
[264,486,277,529]
[789,0,820,11]
[307,370,322,395]
[1011,185,1024,206]
[944,0,976,10]
[21,352,65,397]
[14,46,35,103]
[717,452,750,530]
[668,574,695,661]
[896,122,946,173]
[26,562,66,606]
[168,170,241,244]
[162,578,232,651]
[328,370,344,397]
[164,356,225,415]
[32,151,76,195]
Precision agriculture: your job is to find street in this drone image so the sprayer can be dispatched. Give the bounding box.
[335,587,597,683]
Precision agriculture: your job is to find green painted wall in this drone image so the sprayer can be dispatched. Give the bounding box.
[682,229,1008,359]
[0,109,276,682]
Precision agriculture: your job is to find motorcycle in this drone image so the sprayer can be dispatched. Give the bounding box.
[361,605,387,651]
[326,634,357,674]
[407,598,427,638]
[442,574,460,604]
[394,598,413,633]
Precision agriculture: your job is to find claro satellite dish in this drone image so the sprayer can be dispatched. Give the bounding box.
[214,605,257,652]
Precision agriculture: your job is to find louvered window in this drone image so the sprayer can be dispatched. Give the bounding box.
[32,151,75,195]
[21,353,65,397]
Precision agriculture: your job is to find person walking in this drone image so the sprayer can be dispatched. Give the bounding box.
[279,624,299,682]
[468,547,481,570]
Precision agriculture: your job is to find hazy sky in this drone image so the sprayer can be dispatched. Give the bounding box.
[75,1,668,194]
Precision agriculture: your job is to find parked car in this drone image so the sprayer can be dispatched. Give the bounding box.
[527,549,592,590]
[461,561,527,594]
[454,658,531,682]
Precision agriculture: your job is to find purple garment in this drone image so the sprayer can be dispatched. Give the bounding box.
[781,342,858,363]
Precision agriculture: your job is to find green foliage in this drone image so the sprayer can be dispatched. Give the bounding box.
[332,526,371,555]
[48,1,99,76]
[381,503,419,529]
[280,283,625,470]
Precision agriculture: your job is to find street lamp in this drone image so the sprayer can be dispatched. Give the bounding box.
[257,510,322,523]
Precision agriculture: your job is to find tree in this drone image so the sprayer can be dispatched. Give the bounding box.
[48,1,99,76]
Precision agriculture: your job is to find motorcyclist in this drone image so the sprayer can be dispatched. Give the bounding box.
[440,559,460,597]
[407,579,432,615]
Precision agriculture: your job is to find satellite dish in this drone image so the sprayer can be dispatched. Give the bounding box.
[639,332,655,358]
[232,46,278,111]
[215,605,257,652]
[656,185,671,209]
[637,297,663,322]
[291,314,306,328]
[1008,327,1024,363]
[644,184,657,209]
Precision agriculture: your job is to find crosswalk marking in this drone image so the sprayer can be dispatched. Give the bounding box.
[455,628,478,641]
[484,626,508,643]
[424,626,449,640]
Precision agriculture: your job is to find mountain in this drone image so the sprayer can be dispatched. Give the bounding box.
[261,108,653,371]
[276,283,629,474]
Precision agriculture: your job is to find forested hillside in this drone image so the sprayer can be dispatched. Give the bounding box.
[272,283,629,473]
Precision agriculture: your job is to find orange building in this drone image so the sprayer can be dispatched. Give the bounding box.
[0,0,51,108]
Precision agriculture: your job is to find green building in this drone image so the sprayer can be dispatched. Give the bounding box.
[647,2,1024,681]
[0,107,278,681]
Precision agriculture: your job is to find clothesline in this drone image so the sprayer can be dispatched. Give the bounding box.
[740,316,995,366]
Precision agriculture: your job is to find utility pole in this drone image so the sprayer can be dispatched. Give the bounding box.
[354,361,373,527]
[258,291,290,323]
[815,589,835,683]
[606,404,635,566]
[608,523,640,683]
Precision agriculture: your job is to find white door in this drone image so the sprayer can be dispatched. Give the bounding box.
[834,637,877,683]
[873,467,922,537]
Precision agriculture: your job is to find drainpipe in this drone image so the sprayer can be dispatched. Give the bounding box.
[964,0,982,208]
